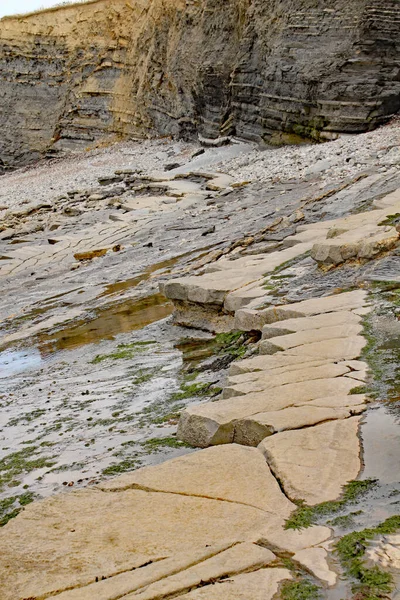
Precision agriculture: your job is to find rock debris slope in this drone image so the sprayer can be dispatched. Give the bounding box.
[2,0,400,170]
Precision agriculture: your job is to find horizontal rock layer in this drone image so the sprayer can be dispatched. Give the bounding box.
[1,0,400,169]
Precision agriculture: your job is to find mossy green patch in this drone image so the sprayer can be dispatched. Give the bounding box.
[328,511,363,529]
[285,479,378,530]
[91,341,157,364]
[213,330,248,360]
[350,385,369,395]
[8,408,47,426]
[0,446,56,492]
[102,458,141,476]
[378,213,400,227]
[170,382,216,402]
[0,491,38,527]
[140,437,192,453]
[359,289,400,401]
[280,580,321,600]
[132,369,158,385]
[336,515,400,600]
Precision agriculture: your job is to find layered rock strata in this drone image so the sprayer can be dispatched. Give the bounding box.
[2,0,400,170]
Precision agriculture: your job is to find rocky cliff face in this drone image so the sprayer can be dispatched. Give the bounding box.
[1,0,400,170]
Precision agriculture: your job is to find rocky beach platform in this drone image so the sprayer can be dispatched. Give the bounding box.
[1,125,400,599]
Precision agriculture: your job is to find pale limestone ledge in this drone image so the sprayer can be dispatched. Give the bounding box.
[162,186,400,330]
[0,444,333,600]
[259,417,362,505]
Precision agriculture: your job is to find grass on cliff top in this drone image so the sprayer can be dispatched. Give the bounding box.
[336,515,400,600]
[285,479,378,530]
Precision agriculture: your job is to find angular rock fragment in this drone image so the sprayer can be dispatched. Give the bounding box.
[178,377,356,447]
[293,548,337,586]
[259,417,362,504]
[233,405,357,447]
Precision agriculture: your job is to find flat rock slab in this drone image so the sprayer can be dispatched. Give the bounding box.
[61,542,276,600]
[178,568,292,600]
[254,290,367,324]
[100,444,295,518]
[293,548,337,586]
[283,336,366,361]
[0,488,271,600]
[161,274,252,305]
[259,417,362,505]
[51,543,270,600]
[229,355,330,376]
[178,377,356,448]
[259,323,363,354]
[261,310,361,339]
[311,226,399,266]
[234,405,358,446]
[297,394,367,411]
[256,524,331,554]
[224,363,350,398]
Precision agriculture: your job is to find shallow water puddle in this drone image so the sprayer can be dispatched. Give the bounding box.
[36,293,173,355]
[99,244,218,299]
[362,406,400,486]
[0,348,42,378]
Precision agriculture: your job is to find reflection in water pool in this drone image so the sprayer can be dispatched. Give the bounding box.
[37,293,173,355]
[0,348,42,378]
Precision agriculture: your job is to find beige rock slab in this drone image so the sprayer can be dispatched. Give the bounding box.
[261,310,361,339]
[178,568,292,600]
[100,444,295,517]
[311,226,399,265]
[224,363,350,398]
[256,525,332,554]
[0,489,270,600]
[259,417,362,505]
[345,370,369,382]
[285,336,366,360]
[260,324,363,355]
[51,545,234,600]
[234,406,355,447]
[293,548,337,586]
[295,394,367,411]
[115,543,277,600]
[177,378,356,448]
[224,280,267,312]
[161,274,252,305]
[256,290,367,322]
[228,355,329,376]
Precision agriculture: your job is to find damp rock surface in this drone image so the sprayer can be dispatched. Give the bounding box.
[1,126,400,599]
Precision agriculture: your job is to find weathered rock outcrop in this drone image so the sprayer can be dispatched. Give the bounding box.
[1,0,400,170]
